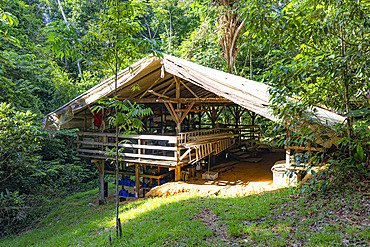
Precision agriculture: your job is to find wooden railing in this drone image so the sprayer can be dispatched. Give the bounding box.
[178,128,238,164]
[76,128,241,166]
[76,132,178,164]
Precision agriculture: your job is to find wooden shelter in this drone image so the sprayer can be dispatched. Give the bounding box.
[43,54,346,202]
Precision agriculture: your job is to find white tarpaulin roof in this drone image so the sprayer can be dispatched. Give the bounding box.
[43,54,346,147]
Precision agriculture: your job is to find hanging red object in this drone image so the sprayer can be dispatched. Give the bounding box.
[94,113,103,127]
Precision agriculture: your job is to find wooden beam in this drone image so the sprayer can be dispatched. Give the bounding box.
[179,148,192,161]
[139,76,164,99]
[135,164,140,198]
[77,131,177,143]
[160,80,175,98]
[174,76,181,99]
[175,109,208,112]
[104,170,135,176]
[92,159,103,174]
[179,102,195,124]
[164,102,179,124]
[76,140,177,151]
[215,104,227,121]
[123,98,232,104]
[167,102,180,124]
[175,166,181,181]
[148,90,170,98]
[179,79,199,98]
[78,148,177,161]
[174,76,181,133]
[77,155,181,167]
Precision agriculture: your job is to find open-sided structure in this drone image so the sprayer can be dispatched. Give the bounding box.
[43,54,346,201]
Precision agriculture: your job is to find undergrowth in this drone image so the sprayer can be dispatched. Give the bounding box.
[0,185,368,246]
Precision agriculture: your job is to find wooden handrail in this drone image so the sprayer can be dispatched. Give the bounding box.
[75,140,177,151]
[76,131,177,143]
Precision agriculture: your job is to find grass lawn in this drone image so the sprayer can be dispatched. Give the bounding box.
[0,187,368,246]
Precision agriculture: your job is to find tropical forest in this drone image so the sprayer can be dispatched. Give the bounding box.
[0,0,369,246]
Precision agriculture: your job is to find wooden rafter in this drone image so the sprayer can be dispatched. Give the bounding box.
[92,159,103,174]
[179,79,199,98]
[159,80,175,98]
[164,102,180,124]
[139,75,164,99]
[148,90,170,98]
[120,97,232,104]
[215,104,227,120]
[179,102,195,124]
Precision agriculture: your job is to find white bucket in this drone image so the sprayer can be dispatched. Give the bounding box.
[271,160,298,187]
[271,162,286,186]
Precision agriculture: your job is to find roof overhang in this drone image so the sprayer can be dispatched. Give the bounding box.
[43,54,346,148]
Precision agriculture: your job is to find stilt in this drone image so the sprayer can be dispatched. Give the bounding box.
[175,166,181,181]
[135,164,140,198]
[98,161,105,205]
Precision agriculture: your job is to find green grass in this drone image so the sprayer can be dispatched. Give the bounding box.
[0,187,368,246]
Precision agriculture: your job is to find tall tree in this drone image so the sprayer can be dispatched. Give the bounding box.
[84,0,156,236]
[214,0,246,74]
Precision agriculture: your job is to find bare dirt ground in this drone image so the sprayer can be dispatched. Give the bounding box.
[146,150,285,198]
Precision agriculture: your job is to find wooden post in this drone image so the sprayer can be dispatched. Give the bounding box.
[138,139,141,161]
[135,164,140,198]
[161,104,164,134]
[98,161,105,205]
[175,166,181,181]
[175,76,181,134]
[198,108,202,130]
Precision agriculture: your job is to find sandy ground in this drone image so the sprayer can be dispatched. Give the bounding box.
[93,150,286,204]
[146,150,286,197]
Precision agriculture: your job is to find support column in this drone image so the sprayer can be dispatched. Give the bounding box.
[175,76,181,134]
[175,166,181,181]
[198,108,202,130]
[98,161,105,205]
[135,164,140,198]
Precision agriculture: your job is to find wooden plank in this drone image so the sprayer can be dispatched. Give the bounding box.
[77,149,177,161]
[104,170,135,176]
[126,98,232,104]
[77,154,183,166]
[76,131,177,143]
[76,140,177,151]
[139,171,172,179]
[179,148,192,161]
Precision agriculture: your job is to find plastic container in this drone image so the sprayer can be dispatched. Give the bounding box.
[271,160,298,186]
[202,171,218,180]
[271,162,287,186]
[119,189,124,196]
